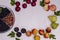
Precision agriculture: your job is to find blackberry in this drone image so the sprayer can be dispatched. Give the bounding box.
[0,20,10,33]
[16,32,22,37]
[0,8,10,19]
[21,28,26,33]
[14,27,19,32]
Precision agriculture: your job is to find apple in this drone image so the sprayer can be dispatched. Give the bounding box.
[50,4,56,11]
[44,0,50,4]
[34,35,40,40]
[26,31,32,37]
[32,29,38,35]
[44,33,49,38]
[44,4,50,11]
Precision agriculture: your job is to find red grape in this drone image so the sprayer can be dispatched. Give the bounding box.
[22,3,27,8]
[31,2,36,7]
[15,7,21,12]
[26,0,31,4]
[15,1,20,6]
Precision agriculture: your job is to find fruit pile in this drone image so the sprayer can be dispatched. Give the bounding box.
[40,0,60,29]
[40,0,56,11]
[23,0,37,7]
[8,0,60,40]
[22,0,37,9]
[26,27,56,40]
[8,27,56,40]
[48,15,59,29]
[15,1,21,12]
[10,0,37,12]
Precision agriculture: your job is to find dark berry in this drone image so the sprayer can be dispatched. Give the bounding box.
[23,0,26,2]
[14,27,19,32]
[16,32,22,37]
[0,20,10,32]
[15,1,20,6]
[21,28,26,33]
[0,8,10,19]
[32,0,37,2]
[31,2,36,6]
[15,7,21,12]
[22,3,27,8]
[26,0,31,4]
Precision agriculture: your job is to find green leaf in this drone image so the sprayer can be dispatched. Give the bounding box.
[10,0,15,6]
[8,31,15,37]
[40,1,45,7]
[10,2,15,6]
[16,38,20,40]
[52,37,56,39]
[54,11,60,16]
[11,0,15,2]
[42,0,44,2]
[49,34,56,39]
[0,7,2,13]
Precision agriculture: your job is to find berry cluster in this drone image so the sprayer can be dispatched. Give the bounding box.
[14,27,26,37]
[8,27,56,40]
[15,1,21,12]
[10,0,37,12]
[22,0,37,8]
[40,0,56,11]
[8,0,60,40]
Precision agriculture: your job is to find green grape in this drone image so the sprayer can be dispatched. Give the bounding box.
[11,0,15,2]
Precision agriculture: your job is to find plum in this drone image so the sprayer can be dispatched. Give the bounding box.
[39,29,44,35]
[46,27,51,33]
